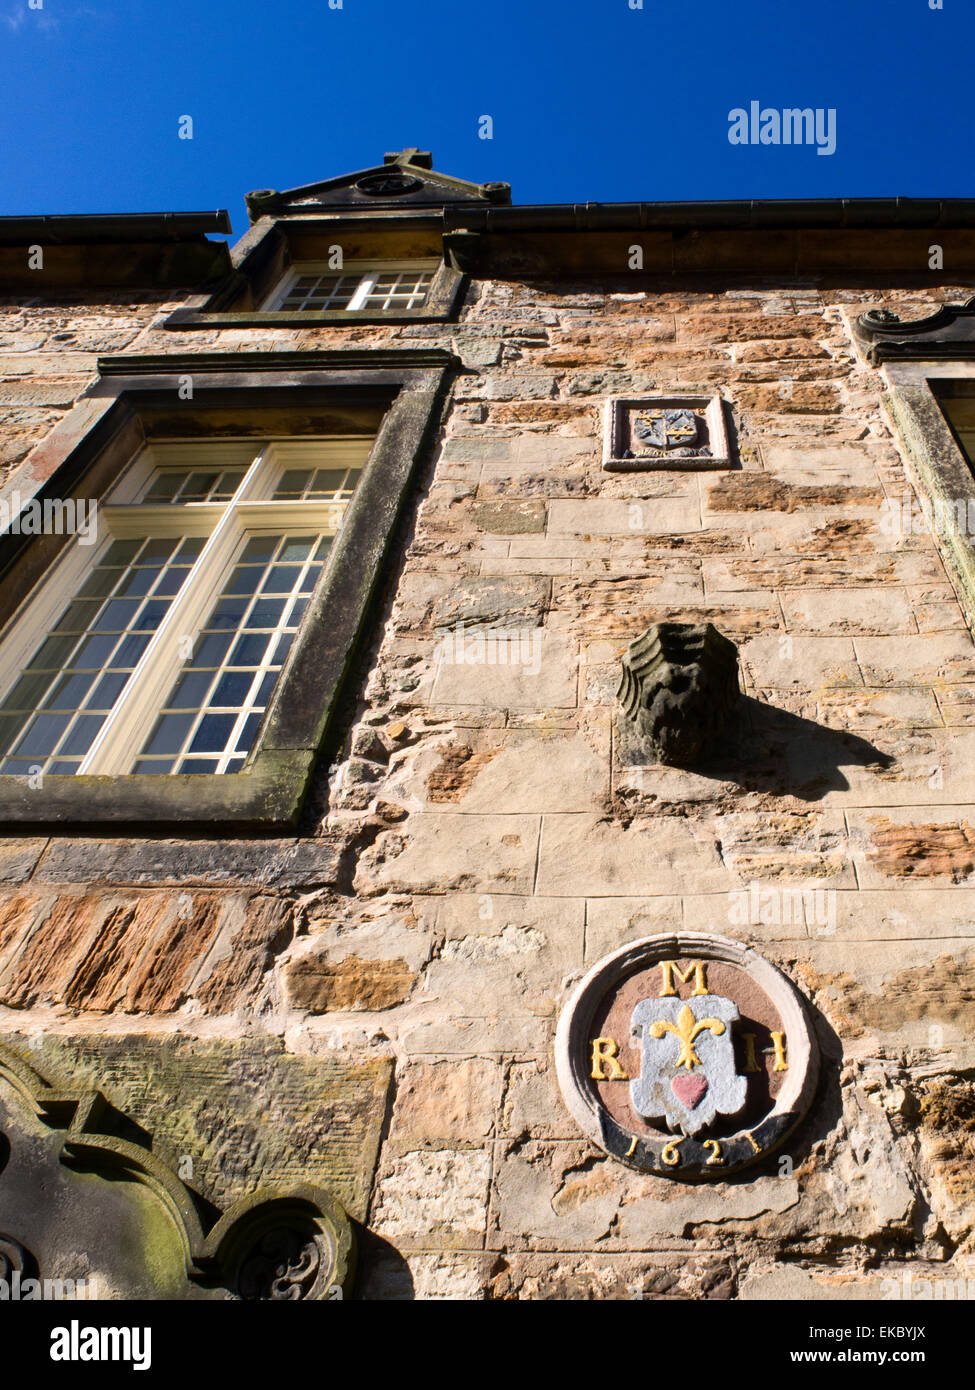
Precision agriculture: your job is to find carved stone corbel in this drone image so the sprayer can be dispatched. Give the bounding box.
[617,621,741,766]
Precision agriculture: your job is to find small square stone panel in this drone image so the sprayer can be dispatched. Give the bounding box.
[603,394,732,472]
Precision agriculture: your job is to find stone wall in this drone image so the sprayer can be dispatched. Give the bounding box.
[2,268,975,1299]
[0,291,188,487]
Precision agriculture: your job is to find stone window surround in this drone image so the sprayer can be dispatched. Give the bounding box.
[162,215,466,330]
[883,362,975,621]
[0,348,456,831]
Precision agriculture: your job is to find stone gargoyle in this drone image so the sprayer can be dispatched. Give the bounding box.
[617,621,741,766]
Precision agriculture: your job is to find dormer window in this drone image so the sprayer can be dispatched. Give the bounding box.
[161,149,506,331]
[264,259,439,314]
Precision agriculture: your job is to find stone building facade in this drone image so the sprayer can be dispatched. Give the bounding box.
[0,151,974,1300]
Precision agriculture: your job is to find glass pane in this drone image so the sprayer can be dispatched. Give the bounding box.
[46,672,96,710]
[181,472,220,502]
[279,537,316,562]
[306,470,348,498]
[0,534,200,774]
[144,713,195,756]
[57,715,106,757]
[144,472,184,502]
[139,532,331,773]
[213,470,245,499]
[273,470,311,500]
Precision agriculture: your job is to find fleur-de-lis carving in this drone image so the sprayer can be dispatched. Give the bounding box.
[649,1004,726,1071]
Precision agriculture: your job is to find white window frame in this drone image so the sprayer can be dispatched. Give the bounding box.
[261,258,440,313]
[0,436,372,777]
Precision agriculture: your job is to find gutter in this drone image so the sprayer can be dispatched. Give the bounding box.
[0,212,232,245]
[443,197,975,234]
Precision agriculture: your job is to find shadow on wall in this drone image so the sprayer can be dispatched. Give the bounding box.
[721,697,895,801]
[355,1229,416,1301]
[622,694,895,802]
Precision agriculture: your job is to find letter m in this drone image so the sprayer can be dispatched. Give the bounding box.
[659,960,708,996]
[101,1328,129,1361]
[782,109,814,145]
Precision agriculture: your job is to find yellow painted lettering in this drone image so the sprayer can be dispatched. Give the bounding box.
[590,1037,629,1080]
[659,960,708,997]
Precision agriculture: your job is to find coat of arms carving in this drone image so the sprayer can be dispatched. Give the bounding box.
[603,394,733,471]
[555,934,818,1177]
[632,407,700,452]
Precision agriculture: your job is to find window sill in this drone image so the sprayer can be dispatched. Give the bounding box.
[0,749,308,832]
[163,308,459,329]
[162,263,465,331]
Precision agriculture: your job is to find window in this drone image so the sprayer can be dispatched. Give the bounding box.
[263,260,439,314]
[0,438,369,778]
[939,396,975,467]
[0,348,452,828]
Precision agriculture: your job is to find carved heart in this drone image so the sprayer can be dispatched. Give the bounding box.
[671,1074,707,1109]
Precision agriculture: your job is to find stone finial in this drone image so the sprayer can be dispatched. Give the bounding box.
[617,621,741,766]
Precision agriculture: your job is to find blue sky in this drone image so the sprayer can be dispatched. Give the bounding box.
[0,0,971,233]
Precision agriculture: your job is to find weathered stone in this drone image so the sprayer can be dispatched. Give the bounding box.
[0,837,47,883]
[0,382,80,406]
[431,631,577,709]
[388,1058,502,1149]
[617,621,741,766]
[431,576,549,631]
[472,500,546,533]
[286,953,415,1012]
[424,893,583,1019]
[918,1077,975,1243]
[1,1033,391,1222]
[356,814,541,896]
[0,889,291,1013]
[493,1141,800,1246]
[535,814,731,897]
[32,837,343,888]
[705,473,882,512]
[372,1149,492,1250]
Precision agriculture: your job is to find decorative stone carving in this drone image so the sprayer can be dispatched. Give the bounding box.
[555,933,820,1178]
[0,1045,355,1301]
[854,295,975,362]
[211,1190,350,1302]
[603,394,732,470]
[617,621,741,766]
[237,1228,321,1301]
[0,1232,37,1283]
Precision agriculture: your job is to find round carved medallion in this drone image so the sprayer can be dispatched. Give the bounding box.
[354,172,423,197]
[555,933,819,1178]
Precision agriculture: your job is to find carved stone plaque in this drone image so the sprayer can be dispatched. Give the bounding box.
[603,394,732,471]
[556,933,819,1177]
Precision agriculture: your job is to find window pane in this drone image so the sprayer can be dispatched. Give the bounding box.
[144,472,184,501]
[276,265,433,314]
[0,535,201,776]
[138,532,331,774]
